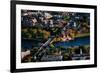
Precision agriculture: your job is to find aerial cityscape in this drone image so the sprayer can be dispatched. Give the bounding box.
[21,10,90,63]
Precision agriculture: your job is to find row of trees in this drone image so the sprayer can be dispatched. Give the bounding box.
[22,28,50,40]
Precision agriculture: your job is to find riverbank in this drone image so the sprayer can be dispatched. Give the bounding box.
[75,33,90,38]
[50,33,90,44]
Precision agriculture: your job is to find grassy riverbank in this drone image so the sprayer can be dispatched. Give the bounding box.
[75,33,90,38]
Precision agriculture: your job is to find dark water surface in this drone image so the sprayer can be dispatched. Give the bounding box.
[22,36,90,49]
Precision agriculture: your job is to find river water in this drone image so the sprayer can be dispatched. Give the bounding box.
[22,36,90,49]
[54,36,90,48]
